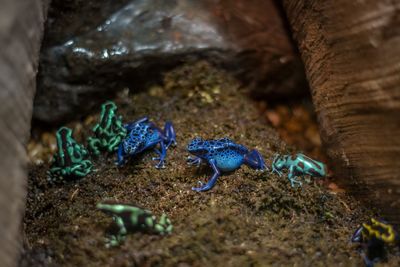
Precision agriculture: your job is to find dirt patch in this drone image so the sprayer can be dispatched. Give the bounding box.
[21,62,398,266]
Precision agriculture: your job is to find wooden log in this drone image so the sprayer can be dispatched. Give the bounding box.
[282,0,400,223]
[0,1,48,266]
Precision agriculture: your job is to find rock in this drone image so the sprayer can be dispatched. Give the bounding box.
[34,0,306,123]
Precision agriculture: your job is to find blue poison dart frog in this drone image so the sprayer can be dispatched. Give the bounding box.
[117,117,176,169]
[47,127,93,183]
[271,153,327,187]
[187,137,266,192]
[351,218,399,267]
[97,202,173,247]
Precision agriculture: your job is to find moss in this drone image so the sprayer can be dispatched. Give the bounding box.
[21,62,399,266]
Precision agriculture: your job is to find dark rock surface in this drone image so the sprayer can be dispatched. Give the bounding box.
[34,0,306,123]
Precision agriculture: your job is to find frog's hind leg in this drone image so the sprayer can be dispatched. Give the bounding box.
[162,121,177,148]
[361,251,376,267]
[288,166,302,187]
[152,141,167,169]
[150,121,176,169]
[192,159,220,192]
[244,149,267,170]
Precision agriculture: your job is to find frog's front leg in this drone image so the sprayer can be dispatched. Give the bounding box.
[105,234,125,248]
[288,165,302,187]
[271,164,283,176]
[187,156,202,167]
[106,216,127,248]
[154,214,173,235]
[116,144,126,166]
[152,141,167,169]
[70,161,93,177]
[88,137,101,156]
[272,168,283,177]
[107,136,124,152]
[47,166,63,182]
[192,159,221,192]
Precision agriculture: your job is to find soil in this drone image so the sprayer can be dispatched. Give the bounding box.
[21,62,399,266]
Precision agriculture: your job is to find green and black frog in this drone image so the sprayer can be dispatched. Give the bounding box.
[97,202,173,247]
[87,101,127,155]
[48,127,93,182]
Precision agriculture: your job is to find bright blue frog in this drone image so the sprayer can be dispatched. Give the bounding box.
[271,153,327,187]
[117,117,176,169]
[187,137,266,192]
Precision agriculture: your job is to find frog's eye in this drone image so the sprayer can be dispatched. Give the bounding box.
[351,226,364,242]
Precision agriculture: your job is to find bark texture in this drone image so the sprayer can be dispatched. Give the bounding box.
[0,1,47,266]
[283,1,400,223]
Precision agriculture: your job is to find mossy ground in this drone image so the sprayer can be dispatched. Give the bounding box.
[22,62,399,266]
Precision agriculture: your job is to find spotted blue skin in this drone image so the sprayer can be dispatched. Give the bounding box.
[187,137,266,192]
[271,153,326,187]
[117,117,176,169]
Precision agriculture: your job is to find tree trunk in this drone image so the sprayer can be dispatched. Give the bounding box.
[282,1,400,223]
[0,1,47,266]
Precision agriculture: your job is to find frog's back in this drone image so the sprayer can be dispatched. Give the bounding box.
[209,138,249,172]
[296,153,326,177]
[124,123,148,152]
[97,203,152,231]
[201,138,242,155]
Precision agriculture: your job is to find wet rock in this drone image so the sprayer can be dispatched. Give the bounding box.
[34,0,306,123]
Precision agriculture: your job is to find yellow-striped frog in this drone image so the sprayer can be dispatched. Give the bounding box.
[352,218,399,267]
